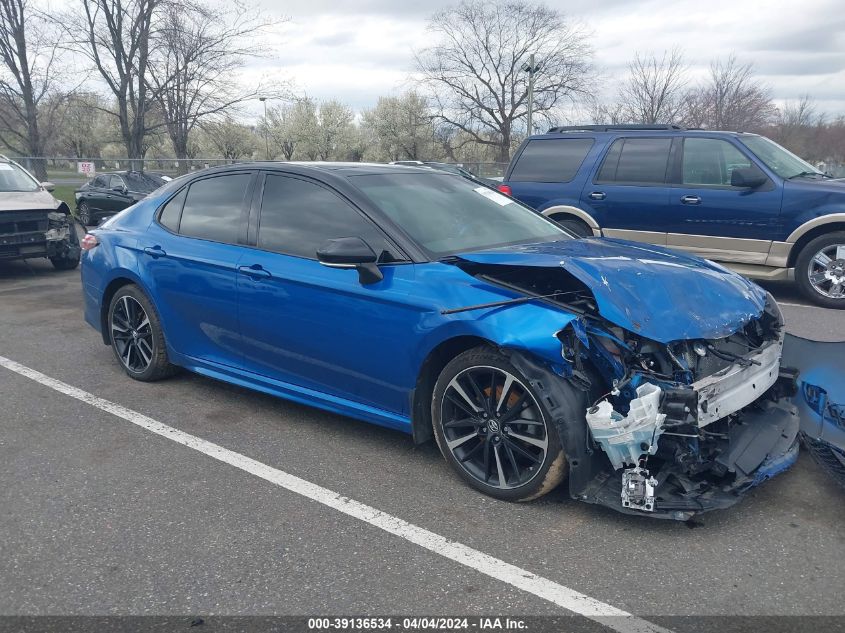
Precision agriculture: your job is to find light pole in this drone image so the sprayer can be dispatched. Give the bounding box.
[259,97,269,160]
[522,54,541,136]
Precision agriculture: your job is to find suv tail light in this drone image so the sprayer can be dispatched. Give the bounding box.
[497,184,512,196]
[81,233,99,251]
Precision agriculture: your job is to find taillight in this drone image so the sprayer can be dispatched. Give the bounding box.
[81,233,99,251]
[497,184,512,196]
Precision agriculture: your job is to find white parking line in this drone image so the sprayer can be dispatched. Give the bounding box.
[0,354,669,633]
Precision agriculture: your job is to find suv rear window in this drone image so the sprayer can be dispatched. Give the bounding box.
[596,138,672,184]
[509,138,593,182]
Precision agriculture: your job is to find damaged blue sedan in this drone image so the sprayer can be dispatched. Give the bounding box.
[81,163,805,520]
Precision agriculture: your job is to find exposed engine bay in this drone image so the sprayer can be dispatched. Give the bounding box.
[459,262,801,520]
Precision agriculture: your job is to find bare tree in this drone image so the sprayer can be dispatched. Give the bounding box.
[0,0,67,179]
[60,0,164,169]
[618,49,688,124]
[683,55,775,130]
[415,0,593,162]
[149,1,282,173]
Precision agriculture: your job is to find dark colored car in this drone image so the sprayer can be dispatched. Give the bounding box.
[0,154,79,270]
[75,171,167,225]
[499,125,845,308]
[81,162,822,520]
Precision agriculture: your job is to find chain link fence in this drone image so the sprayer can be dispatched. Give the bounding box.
[6,156,510,184]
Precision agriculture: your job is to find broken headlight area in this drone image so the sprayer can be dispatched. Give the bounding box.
[556,296,799,520]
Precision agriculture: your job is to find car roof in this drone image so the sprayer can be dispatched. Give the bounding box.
[189,161,441,177]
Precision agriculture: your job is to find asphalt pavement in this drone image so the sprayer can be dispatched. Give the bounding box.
[1,256,844,628]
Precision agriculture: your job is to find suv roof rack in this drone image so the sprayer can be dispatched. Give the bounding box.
[546,124,687,133]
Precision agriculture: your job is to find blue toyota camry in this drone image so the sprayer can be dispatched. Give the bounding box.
[81,162,803,519]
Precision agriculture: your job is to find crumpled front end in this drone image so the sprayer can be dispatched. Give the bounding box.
[0,208,78,262]
[555,292,800,520]
[455,253,804,520]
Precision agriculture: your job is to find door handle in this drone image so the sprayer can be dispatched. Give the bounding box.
[681,195,702,205]
[238,264,271,279]
[588,191,606,201]
[143,246,166,258]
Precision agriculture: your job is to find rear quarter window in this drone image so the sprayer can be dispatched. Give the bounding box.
[509,138,594,183]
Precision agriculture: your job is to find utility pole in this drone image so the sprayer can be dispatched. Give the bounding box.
[259,97,269,160]
[522,54,541,136]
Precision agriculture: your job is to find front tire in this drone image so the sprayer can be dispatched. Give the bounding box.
[432,348,567,502]
[108,285,176,381]
[795,232,845,309]
[77,201,92,226]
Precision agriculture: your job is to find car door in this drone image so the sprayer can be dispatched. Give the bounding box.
[236,171,415,416]
[666,136,783,264]
[85,176,109,213]
[581,136,674,245]
[105,174,131,213]
[139,171,256,368]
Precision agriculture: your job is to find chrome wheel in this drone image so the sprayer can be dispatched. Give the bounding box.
[808,243,845,299]
[78,202,91,226]
[440,366,548,490]
[110,295,154,373]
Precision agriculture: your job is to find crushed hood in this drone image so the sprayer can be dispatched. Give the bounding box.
[456,238,767,343]
[0,190,61,212]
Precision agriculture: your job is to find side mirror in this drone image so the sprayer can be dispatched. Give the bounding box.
[41,181,55,192]
[317,236,383,285]
[731,167,767,189]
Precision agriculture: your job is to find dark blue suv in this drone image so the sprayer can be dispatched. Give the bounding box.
[500,125,845,308]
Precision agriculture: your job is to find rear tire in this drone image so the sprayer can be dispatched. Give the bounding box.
[108,284,177,381]
[550,215,592,238]
[432,347,567,502]
[795,231,845,309]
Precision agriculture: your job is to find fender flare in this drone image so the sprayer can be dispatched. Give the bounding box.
[785,213,845,244]
[539,205,602,236]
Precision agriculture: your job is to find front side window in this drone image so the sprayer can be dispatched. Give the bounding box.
[178,173,251,244]
[0,161,40,192]
[350,172,567,257]
[509,138,594,183]
[257,175,392,260]
[596,138,672,184]
[682,138,753,186]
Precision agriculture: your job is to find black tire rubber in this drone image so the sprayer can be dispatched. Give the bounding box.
[431,347,567,502]
[550,215,592,238]
[108,284,177,382]
[795,231,845,309]
[49,224,81,270]
[77,201,92,226]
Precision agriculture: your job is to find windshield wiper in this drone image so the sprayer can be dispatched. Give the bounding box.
[788,171,830,179]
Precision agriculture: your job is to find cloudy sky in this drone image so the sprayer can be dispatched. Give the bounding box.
[239,0,845,121]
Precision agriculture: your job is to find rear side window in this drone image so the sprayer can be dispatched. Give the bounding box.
[158,188,187,232]
[596,138,672,184]
[509,139,594,182]
[257,175,390,260]
[178,173,251,244]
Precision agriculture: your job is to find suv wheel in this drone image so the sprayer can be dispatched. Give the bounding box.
[431,348,567,502]
[795,232,845,309]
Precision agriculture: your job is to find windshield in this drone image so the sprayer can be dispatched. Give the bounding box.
[350,173,569,257]
[739,135,822,179]
[0,162,40,192]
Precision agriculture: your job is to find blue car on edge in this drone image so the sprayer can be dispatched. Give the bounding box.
[498,125,845,309]
[81,162,807,520]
